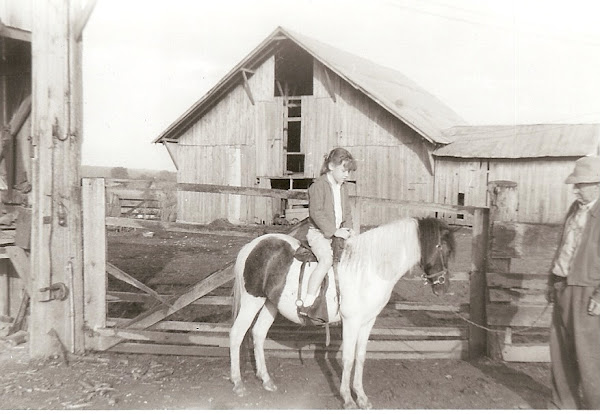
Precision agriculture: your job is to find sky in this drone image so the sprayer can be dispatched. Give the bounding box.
[82,0,600,171]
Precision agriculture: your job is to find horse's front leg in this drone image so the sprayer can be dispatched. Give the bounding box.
[340,318,360,409]
[353,318,376,409]
[252,300,278,392]
[230,296,265,397]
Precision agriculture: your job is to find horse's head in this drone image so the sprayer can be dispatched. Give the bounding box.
[418,218,456,296]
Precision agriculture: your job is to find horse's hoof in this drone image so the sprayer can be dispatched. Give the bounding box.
[343,400,358,409]
[357,398,372,410]
[262,379,278,392]
[232,382,248,397]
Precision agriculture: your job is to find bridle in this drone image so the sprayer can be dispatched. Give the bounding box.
[420,241,449,287]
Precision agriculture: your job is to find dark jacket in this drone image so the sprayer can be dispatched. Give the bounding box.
[307,174,353,239]
[554,198,600,299]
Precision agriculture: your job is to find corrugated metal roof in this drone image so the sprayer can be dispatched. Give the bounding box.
[153,26,466,144]
[434,124,600,158]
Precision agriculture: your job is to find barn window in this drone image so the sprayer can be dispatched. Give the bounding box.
[274,41,313,97]
[457,192,465,219]
[282,98,305,174]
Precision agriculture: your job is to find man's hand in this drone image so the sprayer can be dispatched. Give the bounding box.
[588,297,600,316]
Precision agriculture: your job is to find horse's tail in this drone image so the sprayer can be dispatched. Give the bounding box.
[231,238,254,323]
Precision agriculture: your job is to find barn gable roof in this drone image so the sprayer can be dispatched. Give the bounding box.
[434,124,600,159]
[153,26,465,145]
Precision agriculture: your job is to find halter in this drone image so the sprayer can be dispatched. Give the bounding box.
[420,242,449,287]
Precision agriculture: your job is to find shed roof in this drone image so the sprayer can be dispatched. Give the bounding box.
[434,124,600,159]
[153,26,465,145]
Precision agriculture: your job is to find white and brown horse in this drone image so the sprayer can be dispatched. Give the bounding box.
[229,217,455,409]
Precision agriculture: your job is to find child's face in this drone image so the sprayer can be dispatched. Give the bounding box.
[328,161,351,185]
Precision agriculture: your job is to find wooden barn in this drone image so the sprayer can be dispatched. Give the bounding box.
[433,124,600,224]
[153,26,466,226]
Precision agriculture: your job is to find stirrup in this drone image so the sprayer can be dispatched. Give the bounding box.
[295,299,304,307]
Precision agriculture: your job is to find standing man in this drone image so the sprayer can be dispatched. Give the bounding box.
[547,155,600,409]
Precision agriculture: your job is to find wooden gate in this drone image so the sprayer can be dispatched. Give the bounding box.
[80,178,490,360]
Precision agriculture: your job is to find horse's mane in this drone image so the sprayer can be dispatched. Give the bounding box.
[339,218,421,282]
[416,217,455,263]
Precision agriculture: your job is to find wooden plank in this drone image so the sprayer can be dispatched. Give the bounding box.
[4,246,30,294]
[177,182,308,200]
[487,303,552,327]
[8,292,29,335]
[30,0,85,356]
[404,271,469,281]
[14,207,32,250]
[106,216,260,237]
[108,342,467,360]
[97,263,236,350]
[106,262,170,306]
[107,291,232,306]
[97,327,467,353]
[82,177,107,344]
[0,259,8,316]
[106,291,468,313]
[487,272,548,289]
[392,302,468,313]
[105,318,467,338]
[470,208,489,358]
[110,342,230,357]
[74,0,97,41]
[489,288,546,304]
[491,221,561,259]
[502,343,550,363]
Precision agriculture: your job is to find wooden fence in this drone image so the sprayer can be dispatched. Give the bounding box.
[104,179,176,222]
[81,177,490,360]
[1,178,558,363]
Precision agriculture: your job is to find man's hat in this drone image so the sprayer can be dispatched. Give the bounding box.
[565,155,600,184]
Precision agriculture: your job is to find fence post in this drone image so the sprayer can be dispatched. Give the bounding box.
[82,178,106,351]
[470,207,489,358]
[487,180,518,272]
[487,180,518,358]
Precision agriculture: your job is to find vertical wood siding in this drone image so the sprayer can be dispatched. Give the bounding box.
[176,56,437,226]
[434,158,577,224]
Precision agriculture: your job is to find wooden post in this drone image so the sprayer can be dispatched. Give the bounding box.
[0,259,8,316]
[487,180,518,359]
[487,180,518,272]
[469,207,489,358]
[82,178,106,350]
[30,0,85,357]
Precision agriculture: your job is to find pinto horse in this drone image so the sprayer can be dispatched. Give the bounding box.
[229,217,455,409]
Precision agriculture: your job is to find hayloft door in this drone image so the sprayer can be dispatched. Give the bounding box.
[283,97,305,175]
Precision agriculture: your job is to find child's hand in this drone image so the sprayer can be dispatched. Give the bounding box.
[334,227,351,240]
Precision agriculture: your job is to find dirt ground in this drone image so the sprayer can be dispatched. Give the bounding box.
[0,222,556,410]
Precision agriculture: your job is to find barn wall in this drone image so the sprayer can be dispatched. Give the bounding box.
[433,159,488,225]
[488,158,575,224]
[177,56,277,224]
[176,56,437,226]
[434,157,577,224]
[310,61,437,224]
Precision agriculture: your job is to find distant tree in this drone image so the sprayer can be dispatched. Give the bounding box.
[110,166,129,179]
[157,170,176,182]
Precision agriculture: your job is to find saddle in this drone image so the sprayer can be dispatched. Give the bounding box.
[294,237,345,326]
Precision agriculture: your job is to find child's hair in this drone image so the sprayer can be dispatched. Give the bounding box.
[319,147,357,175]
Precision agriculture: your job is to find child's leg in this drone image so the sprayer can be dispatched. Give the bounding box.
[303,230,333,307]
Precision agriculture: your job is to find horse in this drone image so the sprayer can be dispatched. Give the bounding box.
[229,217,455,409]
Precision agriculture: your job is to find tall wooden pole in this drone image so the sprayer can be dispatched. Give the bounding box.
[30,0,84,357]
